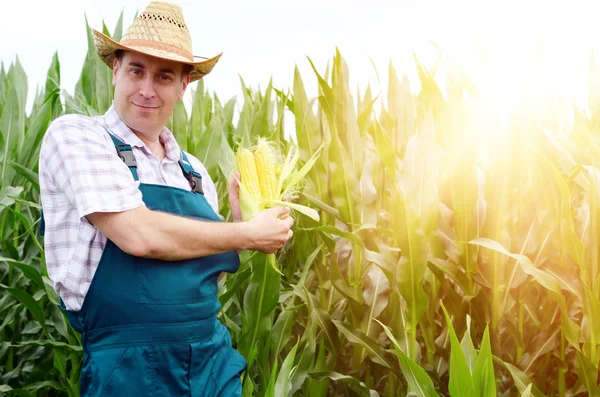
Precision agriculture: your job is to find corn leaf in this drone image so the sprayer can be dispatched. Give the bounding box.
[377,320,439,397]
[332,320,392,370]
[308,371,380,397]
[0,257,43,289]
[11,340,82,354]
[274,337,299,397]
[441,302,476,397]
[472,326,497,396]
[238,253,281,361]
[1,284,47,334]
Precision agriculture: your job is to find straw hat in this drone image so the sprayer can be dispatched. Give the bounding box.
[92,1,221,82]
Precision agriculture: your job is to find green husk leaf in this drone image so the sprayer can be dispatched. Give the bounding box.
[263,200,320,222]
[281,143,325,197]
[277,144,300,195]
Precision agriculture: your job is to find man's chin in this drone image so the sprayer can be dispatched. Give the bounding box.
[128,119,167,136]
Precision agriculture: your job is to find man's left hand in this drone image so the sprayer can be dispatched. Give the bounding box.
[229,171,243,223]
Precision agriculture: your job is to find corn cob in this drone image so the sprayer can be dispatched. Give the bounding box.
[237,148,262,203]
[254,140,278,201]
[234,141,322,274]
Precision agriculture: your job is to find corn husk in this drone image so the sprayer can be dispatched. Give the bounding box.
[234,138,323,273]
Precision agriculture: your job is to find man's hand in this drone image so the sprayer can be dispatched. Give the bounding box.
[244,206,294,254]
[229,172,294,254]
[229,171,243,223]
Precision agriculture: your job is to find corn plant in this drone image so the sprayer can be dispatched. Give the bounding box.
[0,53,83,397]
[4,12,600,397]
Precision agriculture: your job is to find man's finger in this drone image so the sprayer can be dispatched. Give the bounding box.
[285,216,294,228]
[230,172,240,187]
[274,206,290,217]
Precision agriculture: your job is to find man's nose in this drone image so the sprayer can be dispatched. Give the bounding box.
[138,76,156,98]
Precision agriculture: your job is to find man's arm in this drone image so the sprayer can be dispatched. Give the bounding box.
[39,118,292,261]
[86,205,293,261]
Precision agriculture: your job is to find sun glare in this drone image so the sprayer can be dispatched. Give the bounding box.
[438,28,587,157]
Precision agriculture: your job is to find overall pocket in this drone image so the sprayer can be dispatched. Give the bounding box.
[137,257,218,304]
[188,325,247,396]
[92,347,138,396]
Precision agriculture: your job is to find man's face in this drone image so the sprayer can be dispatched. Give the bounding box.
[112,51,190,136]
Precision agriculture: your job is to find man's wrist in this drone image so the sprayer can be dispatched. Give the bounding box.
[232,221,252,251]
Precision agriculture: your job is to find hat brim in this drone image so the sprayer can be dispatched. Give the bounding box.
[92,29,221,82]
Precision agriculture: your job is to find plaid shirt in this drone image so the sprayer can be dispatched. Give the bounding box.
[39,105,220,310]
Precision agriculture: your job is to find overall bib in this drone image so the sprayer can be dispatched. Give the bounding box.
[61,130,247,396]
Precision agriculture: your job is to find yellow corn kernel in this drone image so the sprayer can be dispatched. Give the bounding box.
[237,148,262,202]
[255,140,278,201]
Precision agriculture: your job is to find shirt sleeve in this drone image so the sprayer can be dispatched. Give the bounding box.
[39,115,145,219]
[183,153,221,218]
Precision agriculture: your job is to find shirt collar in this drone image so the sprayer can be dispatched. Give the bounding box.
[102,104,182,163]
[159,128,182,163]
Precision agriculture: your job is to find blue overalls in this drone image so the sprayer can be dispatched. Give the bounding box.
[59,129,247,396]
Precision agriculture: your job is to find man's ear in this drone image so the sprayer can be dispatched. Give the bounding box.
[112,57,120,86]
[178,74,191,101]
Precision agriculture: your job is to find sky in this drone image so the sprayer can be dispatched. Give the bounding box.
[2,0,600,119]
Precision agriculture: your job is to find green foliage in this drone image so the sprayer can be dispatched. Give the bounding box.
[2,14,600,397]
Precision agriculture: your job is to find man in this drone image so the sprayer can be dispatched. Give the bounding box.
[38,1,293,396]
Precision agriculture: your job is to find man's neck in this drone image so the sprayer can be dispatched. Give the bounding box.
[133,128,166,161]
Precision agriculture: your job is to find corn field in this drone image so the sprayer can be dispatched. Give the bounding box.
[2,16,600,397]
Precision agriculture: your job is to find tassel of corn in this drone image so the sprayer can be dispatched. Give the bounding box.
[237,148,262,203]
[254,139,278,201]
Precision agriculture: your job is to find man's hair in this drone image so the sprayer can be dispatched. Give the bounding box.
[114,49,193,80]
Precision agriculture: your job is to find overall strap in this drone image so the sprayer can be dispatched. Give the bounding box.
[40,128,140,237]
[178,152,204,195]
[40,132,202,236]
[106,131,139,181]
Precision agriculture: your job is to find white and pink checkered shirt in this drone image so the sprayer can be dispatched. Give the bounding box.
[39,104,221,311]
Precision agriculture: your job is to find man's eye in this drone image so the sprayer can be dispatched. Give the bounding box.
[159,74,173,81]
[131,69,142,75]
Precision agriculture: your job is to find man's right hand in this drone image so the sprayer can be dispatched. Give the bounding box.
[243,206,294,254]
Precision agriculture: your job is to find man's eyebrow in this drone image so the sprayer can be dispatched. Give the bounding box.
[128,61,145,68]
[157,68,176,74]
[127,62,175,74]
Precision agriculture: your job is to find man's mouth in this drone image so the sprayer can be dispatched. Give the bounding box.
[133,103,159,110]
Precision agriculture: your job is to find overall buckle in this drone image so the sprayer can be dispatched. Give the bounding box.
[187,171,204,194]
[115,144,137,167]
